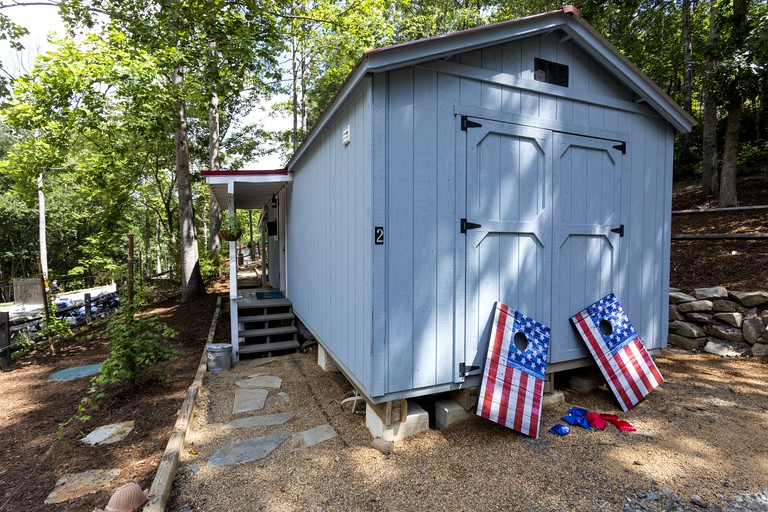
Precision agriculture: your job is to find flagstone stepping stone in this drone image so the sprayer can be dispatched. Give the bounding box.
[44,468,120,504]
[81,421,135,446]
[236,374,282,389]
[266,392,291,407]
[224,412,297,430]
[233,388,269,414]
[289,424,338,451]
[208,433,291,466]
[48,364,102,382]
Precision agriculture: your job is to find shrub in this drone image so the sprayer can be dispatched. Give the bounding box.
[92,299,178,393]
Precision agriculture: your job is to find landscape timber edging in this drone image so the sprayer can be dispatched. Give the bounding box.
[143,295,222,512]
[668,287,768,356]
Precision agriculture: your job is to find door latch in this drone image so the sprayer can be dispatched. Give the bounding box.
[611,224,625,237]
[459,363,480,377]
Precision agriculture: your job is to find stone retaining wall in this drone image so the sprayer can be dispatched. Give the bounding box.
[668,287,768,357]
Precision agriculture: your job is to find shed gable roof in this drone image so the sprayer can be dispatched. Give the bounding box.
[289,6,695,169]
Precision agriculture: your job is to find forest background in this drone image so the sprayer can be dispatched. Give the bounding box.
[0,0,765,302]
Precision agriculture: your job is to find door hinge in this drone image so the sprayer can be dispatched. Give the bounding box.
[612,141,626,154]
[461,116,483,131]
[611,224,625,237]
[459,363,480,377]
[461,218,482,233]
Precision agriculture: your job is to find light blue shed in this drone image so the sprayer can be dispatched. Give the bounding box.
[213,6,695,411]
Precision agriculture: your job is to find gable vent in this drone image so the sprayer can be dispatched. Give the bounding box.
[534,58,569,87]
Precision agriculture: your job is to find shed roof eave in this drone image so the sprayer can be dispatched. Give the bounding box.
[288,7,694,171]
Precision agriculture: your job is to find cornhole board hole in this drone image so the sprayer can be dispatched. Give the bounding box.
[477,303,550,438]
[571,293,664,412]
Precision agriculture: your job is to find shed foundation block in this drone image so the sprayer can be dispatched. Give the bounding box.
[435,399,475,430]
[317,345,339,373]
[366,401,428,441]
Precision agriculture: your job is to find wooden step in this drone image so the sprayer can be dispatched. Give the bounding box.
[238,340,300,354]
[239,313,295,323]
[238,298,291,309]
[239,326,297,338]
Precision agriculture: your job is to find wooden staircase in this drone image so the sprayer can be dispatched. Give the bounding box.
[237,297,300,355]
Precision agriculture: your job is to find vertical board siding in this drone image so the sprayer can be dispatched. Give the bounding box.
[386,67,416,393]
[288,83,373,392]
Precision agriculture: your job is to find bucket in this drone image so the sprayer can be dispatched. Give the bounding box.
[207,343,232,372]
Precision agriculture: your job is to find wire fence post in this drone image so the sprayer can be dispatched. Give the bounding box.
[85,293,92,324]
[0,312,10,369]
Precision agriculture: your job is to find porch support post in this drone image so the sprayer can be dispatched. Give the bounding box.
[228,181,240,362]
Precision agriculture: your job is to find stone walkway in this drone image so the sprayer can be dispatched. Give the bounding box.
[206,365,338,466]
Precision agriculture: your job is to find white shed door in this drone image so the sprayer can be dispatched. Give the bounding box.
[550,133,624,363]
[462,120,625,379]
[463,120,553,378]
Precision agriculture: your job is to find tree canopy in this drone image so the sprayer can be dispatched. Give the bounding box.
[1,0,765,292]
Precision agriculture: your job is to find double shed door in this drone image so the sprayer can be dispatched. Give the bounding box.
[461,118,625,379]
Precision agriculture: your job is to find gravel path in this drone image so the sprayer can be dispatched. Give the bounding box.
[168,348,768,512]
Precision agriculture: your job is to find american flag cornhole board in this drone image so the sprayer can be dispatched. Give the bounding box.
[477,303,550,438]
[570,293,664,412]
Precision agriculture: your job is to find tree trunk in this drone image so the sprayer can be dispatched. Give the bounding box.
[291,1,299,153]
[719,104,741,207]
[172,68,205,301]
[701,0,718,197]
[144,211,151,277]
[679,0,693,160]
[718,0,747,207]
[208,39,222,252]
[155,215,162,275]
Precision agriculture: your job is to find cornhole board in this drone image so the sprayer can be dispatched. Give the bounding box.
[477,303,550,438]
[571,293,664,412]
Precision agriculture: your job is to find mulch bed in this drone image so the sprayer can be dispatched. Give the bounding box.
[0,292,224,512]
[670,173,768,291]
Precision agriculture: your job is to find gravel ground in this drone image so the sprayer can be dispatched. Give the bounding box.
[168,348,768,512]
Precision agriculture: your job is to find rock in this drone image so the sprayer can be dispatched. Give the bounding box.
[224,412,297,430]
[713,300,740,313]
[761,310,768,325]
[763,328,768,342]
[742,317,766,345]
[80,421,135,446]
[703,324,744,343]
[669,291,696,304]
[693,286,727,300]
[729,291,768,307]
[704,341,745,357]
[686,313,713,324]
[569,373,601,394]
[44,469,121,504]
[669,305,686,321]
[236,374,282,389]
[371,437,394,455]
[669,321,705,338]
[713,312,743,328]
[752,343,768,357]
[667,334,705,350]
[289,424,338,451]
[678,300,713,313]
[208,433,291,466]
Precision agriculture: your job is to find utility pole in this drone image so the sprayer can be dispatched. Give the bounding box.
[38,173,48,279]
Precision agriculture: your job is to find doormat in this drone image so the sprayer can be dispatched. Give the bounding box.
[477,303,549,438]
[570,293,663,412]
[255,291,284,300]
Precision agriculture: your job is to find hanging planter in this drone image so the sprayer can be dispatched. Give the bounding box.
[218,229,241,241]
